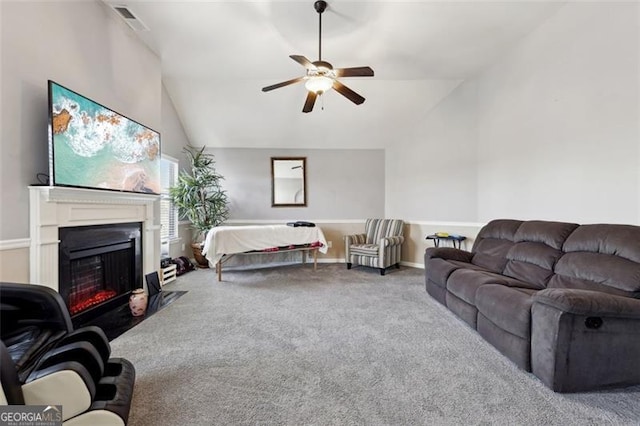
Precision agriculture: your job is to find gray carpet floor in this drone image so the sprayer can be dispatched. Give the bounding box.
[110,264,640,425]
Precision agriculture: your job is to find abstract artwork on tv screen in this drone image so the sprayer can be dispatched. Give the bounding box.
[48,80,161,194]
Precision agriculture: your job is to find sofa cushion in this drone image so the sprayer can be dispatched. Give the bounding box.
[448,260,490,271]
[447,271,488,306]
[424,258,460,289]
[447,269,539,306]
[503,221,578,288]
[550,254,640,297]
[475,284,538,339]
[471,219,522,273]
[513,220,579,250]
[549,224,640,298]
[477,312,531,371]
[563,223,640,263]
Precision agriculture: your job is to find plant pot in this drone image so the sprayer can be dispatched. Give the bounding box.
[191,242,209,268]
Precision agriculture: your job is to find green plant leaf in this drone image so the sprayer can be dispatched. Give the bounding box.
[168,144,230,239]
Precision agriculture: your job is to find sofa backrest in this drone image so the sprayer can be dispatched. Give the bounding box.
[549,224,640,298]
[471,219,523,273]
[365,219,404,244]
[502,221,579,289]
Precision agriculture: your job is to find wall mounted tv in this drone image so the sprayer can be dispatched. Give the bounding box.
[48,80,161,194]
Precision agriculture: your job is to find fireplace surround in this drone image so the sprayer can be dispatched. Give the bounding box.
[29,186,160,297]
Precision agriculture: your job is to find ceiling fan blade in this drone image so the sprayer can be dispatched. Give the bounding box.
[332,81,365,105]
[335,66,374,78]
[262,77,305,92]
[302,91,318,113]
[290,55,317,70]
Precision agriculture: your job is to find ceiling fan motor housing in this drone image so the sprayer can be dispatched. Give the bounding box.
[314,1,327,14]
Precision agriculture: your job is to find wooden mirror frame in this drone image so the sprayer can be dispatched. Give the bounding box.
[271,157,307,207]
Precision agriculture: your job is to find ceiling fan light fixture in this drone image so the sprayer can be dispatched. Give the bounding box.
[305,76,334,93]
[261,0,373,112]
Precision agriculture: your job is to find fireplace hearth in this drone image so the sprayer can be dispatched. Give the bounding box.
[59,222,142,325]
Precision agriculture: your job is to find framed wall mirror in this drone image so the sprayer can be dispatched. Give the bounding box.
[271,157,307,207]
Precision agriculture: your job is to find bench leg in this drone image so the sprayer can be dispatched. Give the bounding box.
[313,248,318,271]
[217,260,222,282]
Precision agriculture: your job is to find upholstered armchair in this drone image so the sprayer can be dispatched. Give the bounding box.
[344,219,405,275]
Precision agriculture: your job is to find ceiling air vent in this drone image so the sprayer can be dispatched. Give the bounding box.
[112,5,149,31]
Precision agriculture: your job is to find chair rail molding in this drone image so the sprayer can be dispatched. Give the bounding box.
[0,238,31,251]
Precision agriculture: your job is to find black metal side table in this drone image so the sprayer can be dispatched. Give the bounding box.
[426,234,466,249]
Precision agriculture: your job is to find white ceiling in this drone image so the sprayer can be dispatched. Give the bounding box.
[102,1,565,149]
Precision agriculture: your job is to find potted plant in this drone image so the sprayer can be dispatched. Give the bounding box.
[169,145,229,267]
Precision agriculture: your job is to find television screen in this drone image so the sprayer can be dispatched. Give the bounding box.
[48,80,161,194]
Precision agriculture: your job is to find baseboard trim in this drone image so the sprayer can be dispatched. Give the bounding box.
[401,261,424,269]
[318,259,422,269]
[317,258,344,264]
[0,238,30,251]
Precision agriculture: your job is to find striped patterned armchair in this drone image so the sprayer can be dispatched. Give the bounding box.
[344,219,405,275]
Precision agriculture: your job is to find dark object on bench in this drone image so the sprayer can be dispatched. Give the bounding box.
[286,221,316,227]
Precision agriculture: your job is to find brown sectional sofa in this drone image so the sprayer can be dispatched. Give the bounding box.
[424,219,640,392]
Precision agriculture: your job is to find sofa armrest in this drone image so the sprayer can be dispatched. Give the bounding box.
[381,236,404,247]
[424,247,474,263]
[533,288,640,319]
[531,288,640,392]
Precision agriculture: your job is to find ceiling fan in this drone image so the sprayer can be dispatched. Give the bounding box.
[262,0,374,113]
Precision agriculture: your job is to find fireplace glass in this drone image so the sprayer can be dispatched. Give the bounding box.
[59,222,142,322]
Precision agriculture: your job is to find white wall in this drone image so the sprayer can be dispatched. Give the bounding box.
[161,84,191,169]
[209,148,385,221]
[387,2,639,226]
[161,84,193,259]
[0,1,163,241]
[385,80,477,222]
[476,2,639,224]
[0,1,189,281]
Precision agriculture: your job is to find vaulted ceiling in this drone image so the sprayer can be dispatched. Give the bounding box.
[102,1,564,149]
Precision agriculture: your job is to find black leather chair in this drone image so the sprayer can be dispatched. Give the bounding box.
[0,282,135,425]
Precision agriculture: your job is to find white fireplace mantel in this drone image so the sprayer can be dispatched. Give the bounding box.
[29,186,161,291]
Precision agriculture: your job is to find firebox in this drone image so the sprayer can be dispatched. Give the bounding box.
[59,222,142,324]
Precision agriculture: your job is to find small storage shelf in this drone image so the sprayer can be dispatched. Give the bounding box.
[426,234,466,249]
[161,263,177,285]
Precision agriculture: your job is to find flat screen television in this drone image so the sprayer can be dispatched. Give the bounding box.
[48,80,161,194]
